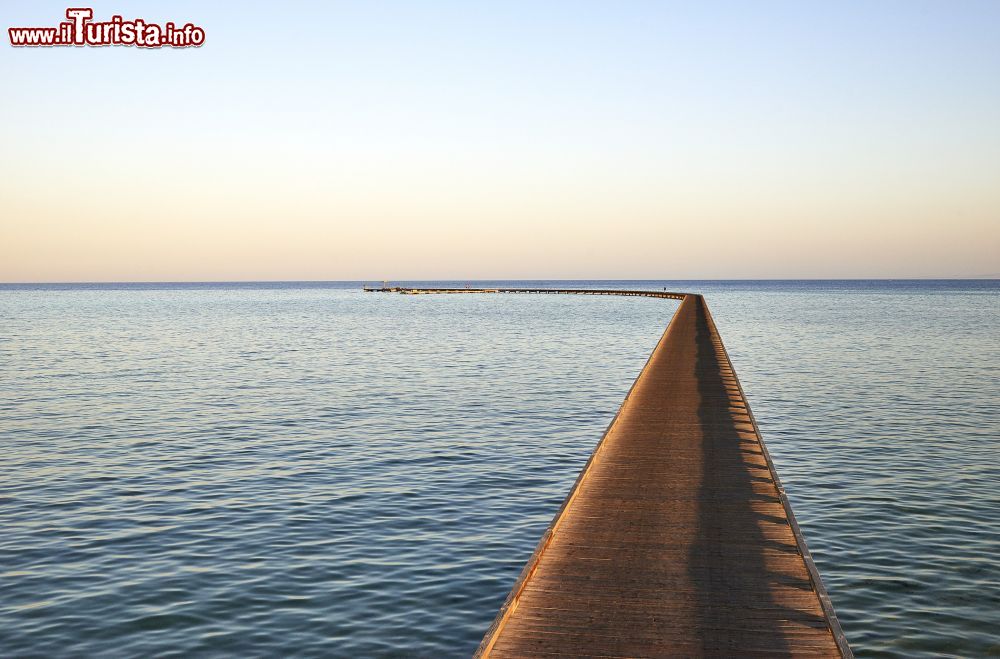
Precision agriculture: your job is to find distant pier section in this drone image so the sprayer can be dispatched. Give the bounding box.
[365,285,685,299]
[368,285,851,658]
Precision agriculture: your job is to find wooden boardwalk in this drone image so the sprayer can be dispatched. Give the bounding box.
[370,287,851,657]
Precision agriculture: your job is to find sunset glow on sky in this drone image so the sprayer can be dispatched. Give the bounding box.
[2,1,998,281]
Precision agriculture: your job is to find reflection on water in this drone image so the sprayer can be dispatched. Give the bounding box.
[1,280,997,657]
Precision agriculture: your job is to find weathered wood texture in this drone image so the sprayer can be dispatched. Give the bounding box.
[371,287,850,657]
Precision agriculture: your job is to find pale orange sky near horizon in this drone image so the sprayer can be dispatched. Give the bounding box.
[2,1,998,282]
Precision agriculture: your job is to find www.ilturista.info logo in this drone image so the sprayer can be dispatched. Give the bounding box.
[9,8,205,48]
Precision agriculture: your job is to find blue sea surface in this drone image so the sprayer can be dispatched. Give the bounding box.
[1,280,998,657]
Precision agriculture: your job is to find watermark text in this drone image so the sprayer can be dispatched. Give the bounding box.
[9,8,205,48]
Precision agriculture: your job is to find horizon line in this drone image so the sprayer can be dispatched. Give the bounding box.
[2,277,998,286]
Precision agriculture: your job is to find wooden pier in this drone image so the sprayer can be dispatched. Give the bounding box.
[369,287,851,657]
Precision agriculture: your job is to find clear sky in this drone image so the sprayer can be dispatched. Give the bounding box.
[2,1,998,281]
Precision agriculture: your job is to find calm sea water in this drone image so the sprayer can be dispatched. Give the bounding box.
[1,280,997,657]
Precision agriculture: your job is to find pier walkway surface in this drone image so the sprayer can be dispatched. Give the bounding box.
[370,287,851,658]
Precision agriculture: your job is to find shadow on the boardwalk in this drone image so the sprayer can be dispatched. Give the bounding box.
[691,296,796,656]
